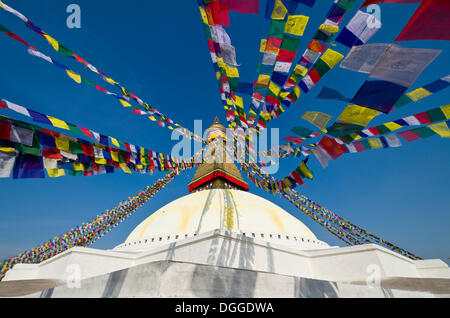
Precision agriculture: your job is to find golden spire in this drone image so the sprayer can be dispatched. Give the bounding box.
[188,117,248,192]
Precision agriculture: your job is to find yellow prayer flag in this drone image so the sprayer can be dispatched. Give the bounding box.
[441,104,450,119]
[294,65,308,77]
[302,111,332,130]
[110,137,120,148]
[284,15,309,36]
[318,23,339,35]
[292,86,301,99]
[271,0,288,20]
[111,151,119,162]
[119,99,132,107]
[349,133,361,141]
[120,163,131,174]
[104,77,118,85]
[429,122,450,138]
[260,111,271,121]
[299,162,313,179]
[47,168,65,178]
[269,81,281,96]
[321,49,344,68]
[148,116,157,121]
[257,74,270,86]
[368,138,383,149]
[280,92,289,99]
[73,162,84,171]
[95,157,107,165]
[260,39,267,52]
[225,65,239,78]
[406,87,432,102]
[199,6,208,24]
[217,57,226,69]
[337,105,380,127]
[55,137,70,152]
[0,147,15,153]
[47,116,70,130]
[66,70,82,84]
[43,34,59,51]
[384,122,403,131]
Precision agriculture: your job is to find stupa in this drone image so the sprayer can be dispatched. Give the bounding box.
[1,119,449,298]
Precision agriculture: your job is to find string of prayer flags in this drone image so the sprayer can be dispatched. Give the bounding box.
[0,168,184,280]
[335,10,382,48]
[0,115,196,179]
[251,14,309,130]
[241,163,422,260]
[393,75,450,110]
[338,104,450,143]
[0,1,202,142]
[293,0,356,70]
[326,122,366,138]
[351,44,441,113]
[302,111,332,130]
[0,98,174,159]
[278,0,356,97]
[0,23,36,51]
[198,2,246,131]
[283,136,304,145]
[299,49,344,93]
[395,0,450,42]
[0,24,199,139]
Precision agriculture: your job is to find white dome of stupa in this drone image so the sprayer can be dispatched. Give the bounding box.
[114,189,329,252]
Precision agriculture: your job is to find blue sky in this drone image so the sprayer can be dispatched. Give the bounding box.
[0,0,448,264]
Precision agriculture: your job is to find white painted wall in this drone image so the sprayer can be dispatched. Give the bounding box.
[4,230,450,285]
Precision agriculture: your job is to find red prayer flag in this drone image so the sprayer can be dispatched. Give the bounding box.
[277,49,297,62]
[308,68,321,84]
[395,0,450,41]
[414,112,432,124]
[353,141,366,152]
[42,147,62,159]
[224,0,259,13]
[318,136,347,160]
[290,171,304,186]
[0,122,11,140]
[78,127,92,139]
[398,130,421,142]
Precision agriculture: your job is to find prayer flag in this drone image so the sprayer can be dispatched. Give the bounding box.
[395,0,450,42]
[369,45,441,88]
[337,104,380,127]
